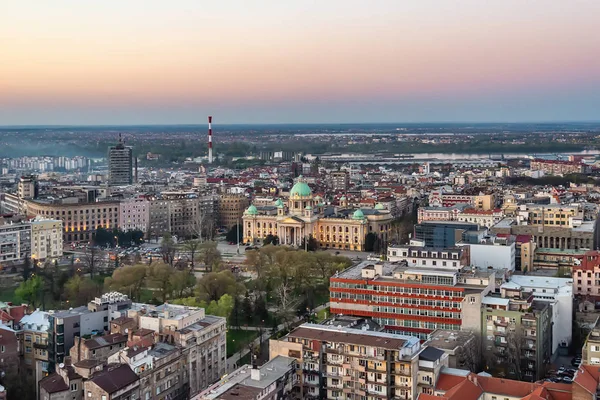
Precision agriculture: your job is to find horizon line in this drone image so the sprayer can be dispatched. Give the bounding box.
[2,120,600,128]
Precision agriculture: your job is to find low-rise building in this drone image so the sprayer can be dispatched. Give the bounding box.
[70,333,127,364]
[387,245,469,270]
[194,356,298,400]
[458,232,516,271]
[573,251,600,298]
[84,363,140,400]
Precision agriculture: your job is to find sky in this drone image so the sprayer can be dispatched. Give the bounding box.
[1,0,600,125]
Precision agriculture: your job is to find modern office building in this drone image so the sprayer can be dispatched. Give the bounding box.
[108,134,134,186]
[330,261,495,340]
[269,323,422,400]
[413,221,479,248]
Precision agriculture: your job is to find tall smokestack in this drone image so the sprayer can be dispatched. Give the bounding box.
[208,116,213,164]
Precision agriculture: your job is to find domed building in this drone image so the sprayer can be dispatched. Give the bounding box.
[242,178,393,250]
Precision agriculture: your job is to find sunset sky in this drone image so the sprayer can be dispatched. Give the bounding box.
[1,0,600,124]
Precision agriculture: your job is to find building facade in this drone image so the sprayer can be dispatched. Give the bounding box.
[243,180,392,251]
[30,217,63,261]
[118,197,150,234]
[269,323,422,400]
[108,136,133,186]
[330,261,495,340]
[530,158,586,175]
[217,194,249,229]
[481,294,552,382]
[0,220,31,262]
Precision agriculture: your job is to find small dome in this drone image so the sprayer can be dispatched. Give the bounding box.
[352,209,365,220]
[274,199,284,207]
[374,203,385,210]
[318,202,324,207]
[305,205,312,210]
[290,181,312,197]
[340,196,347,201]
[246,205,258,215]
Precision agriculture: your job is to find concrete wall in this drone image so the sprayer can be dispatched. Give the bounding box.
[468,243,515,271]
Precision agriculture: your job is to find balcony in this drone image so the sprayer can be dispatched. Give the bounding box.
[494,320,508,327]
[33,342,48,349]
[391,368,411,377]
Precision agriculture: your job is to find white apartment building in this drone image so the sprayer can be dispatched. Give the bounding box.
[457,234,516,271]
[0,221,31,262]
[387,245,469,270]
[502,275,573,354]
[30,217,63,261]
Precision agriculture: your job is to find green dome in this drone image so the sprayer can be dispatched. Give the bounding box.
[340,196,346,200]
[305,205,312,210]
[290,181,312,197]
[246,205,258,215]
[352,209,365,220]
[274,198,284,207]
[374,203,385,210]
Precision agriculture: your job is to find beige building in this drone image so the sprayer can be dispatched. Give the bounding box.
[218,194,249,229]
[126,303,227,395]
[30,217,63,261]
[516,204,582,228]
[70,333,127,364]
[269,323,422,400]
[243,180,393,251]
[20,310,51,391]
[5,193,120,243]
[582,317,600,365]
[18,175,38,199]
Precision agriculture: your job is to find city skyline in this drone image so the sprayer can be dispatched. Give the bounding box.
[2,0,600,124]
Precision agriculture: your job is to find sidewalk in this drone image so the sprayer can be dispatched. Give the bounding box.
[226,302,329,372]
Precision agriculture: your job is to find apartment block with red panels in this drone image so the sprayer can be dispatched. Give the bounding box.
[330,261,496,340]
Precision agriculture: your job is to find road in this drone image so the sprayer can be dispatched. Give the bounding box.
[226,302,330,372]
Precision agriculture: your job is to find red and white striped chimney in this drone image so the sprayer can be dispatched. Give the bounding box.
[208,116,213,164]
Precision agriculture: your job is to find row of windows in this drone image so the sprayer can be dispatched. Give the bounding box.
[331,282,462,296]
[373,306,460,319]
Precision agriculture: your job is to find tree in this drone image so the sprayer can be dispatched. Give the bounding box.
[182,239,201,269]
[170,269,196,298]
[83,246,102,278]
[226,224,243,244]
[65,275,102,306]
[160,233,177,267]
[253,295,269,324]
[15,276,43,309]
[195,270,242,302]
[300,235,318,251]
[263,234,279,246]
[22,254,32,281]
[457,331,483,373]
[506,329,526,381]
[364,232,379,252]
[275,281,297,329]
[105,264,147,301]
[199,241,221,272]
[206,294,235,318]
[242,292,253,324]
[229,295,242,329]
[147,263,173,303]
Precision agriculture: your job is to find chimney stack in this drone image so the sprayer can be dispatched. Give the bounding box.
[208,116,213,164]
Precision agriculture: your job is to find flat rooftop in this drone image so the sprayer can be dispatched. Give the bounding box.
[425,329,474,352]
[287,323,420,350]
[197,356,295,399]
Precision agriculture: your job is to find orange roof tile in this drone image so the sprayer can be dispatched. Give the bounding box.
[435,373,469,391]
[443,378,482,400]
[573,365,600,394]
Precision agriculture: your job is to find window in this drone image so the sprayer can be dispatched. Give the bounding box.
[101,396,106,400]
[70,383,77,392]
[0,346,4,353]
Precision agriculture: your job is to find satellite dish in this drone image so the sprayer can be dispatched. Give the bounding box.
[59,363,65,369]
